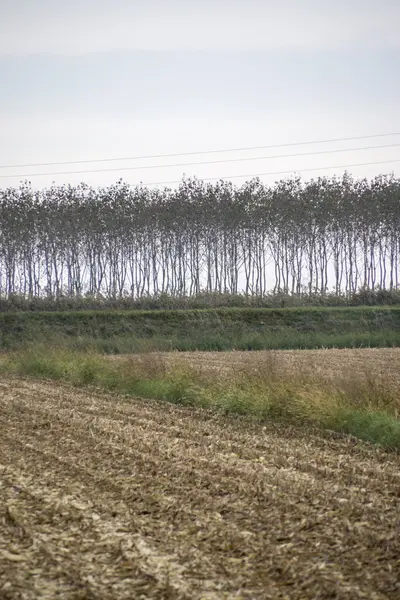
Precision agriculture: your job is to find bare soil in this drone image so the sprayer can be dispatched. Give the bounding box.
[0,378,399,599]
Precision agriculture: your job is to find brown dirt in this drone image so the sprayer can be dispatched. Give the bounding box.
[0,378,399,599]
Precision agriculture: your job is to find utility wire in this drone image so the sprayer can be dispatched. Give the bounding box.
[142,159,400,186]
[1,131,399,170]
[0,143,399,180]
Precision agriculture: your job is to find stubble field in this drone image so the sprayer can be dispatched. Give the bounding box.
[0,371,399,599]
[161,347,400,388]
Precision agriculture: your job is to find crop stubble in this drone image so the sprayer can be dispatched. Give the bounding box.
[0,378,399,599]
[162,348,400,387]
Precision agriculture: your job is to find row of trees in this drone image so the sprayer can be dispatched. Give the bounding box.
[0,173,399,299]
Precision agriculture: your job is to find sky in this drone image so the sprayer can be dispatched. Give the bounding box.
[0,0,399,190]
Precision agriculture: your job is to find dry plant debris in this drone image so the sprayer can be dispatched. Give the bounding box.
[162,347,400,388]
[0,377,399,599]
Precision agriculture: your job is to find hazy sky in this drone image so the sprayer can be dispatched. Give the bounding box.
[0,0,399,189]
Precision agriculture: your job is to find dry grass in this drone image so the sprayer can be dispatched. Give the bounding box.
[107,348,400,404]
[160,347,400,389]
[113,347,400,420]
[2,346,400,448]
[0,378,399,599]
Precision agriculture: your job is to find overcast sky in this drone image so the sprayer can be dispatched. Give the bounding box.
[0,0,399,189]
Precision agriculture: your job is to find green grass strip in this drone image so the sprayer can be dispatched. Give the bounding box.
[1,348,399,451]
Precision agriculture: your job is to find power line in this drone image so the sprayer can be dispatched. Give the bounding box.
[142,159,400,186]
[1,131,399,170]
[2,158,398,187]
[0,142,399,180]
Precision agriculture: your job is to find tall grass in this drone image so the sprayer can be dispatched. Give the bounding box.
[1,347,399,450]
[2,288,400,312]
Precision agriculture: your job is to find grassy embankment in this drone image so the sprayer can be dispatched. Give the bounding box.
[1,306,399,449]
[0,306,399,352]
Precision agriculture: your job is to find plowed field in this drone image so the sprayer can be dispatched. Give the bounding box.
[0,378,399,599]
